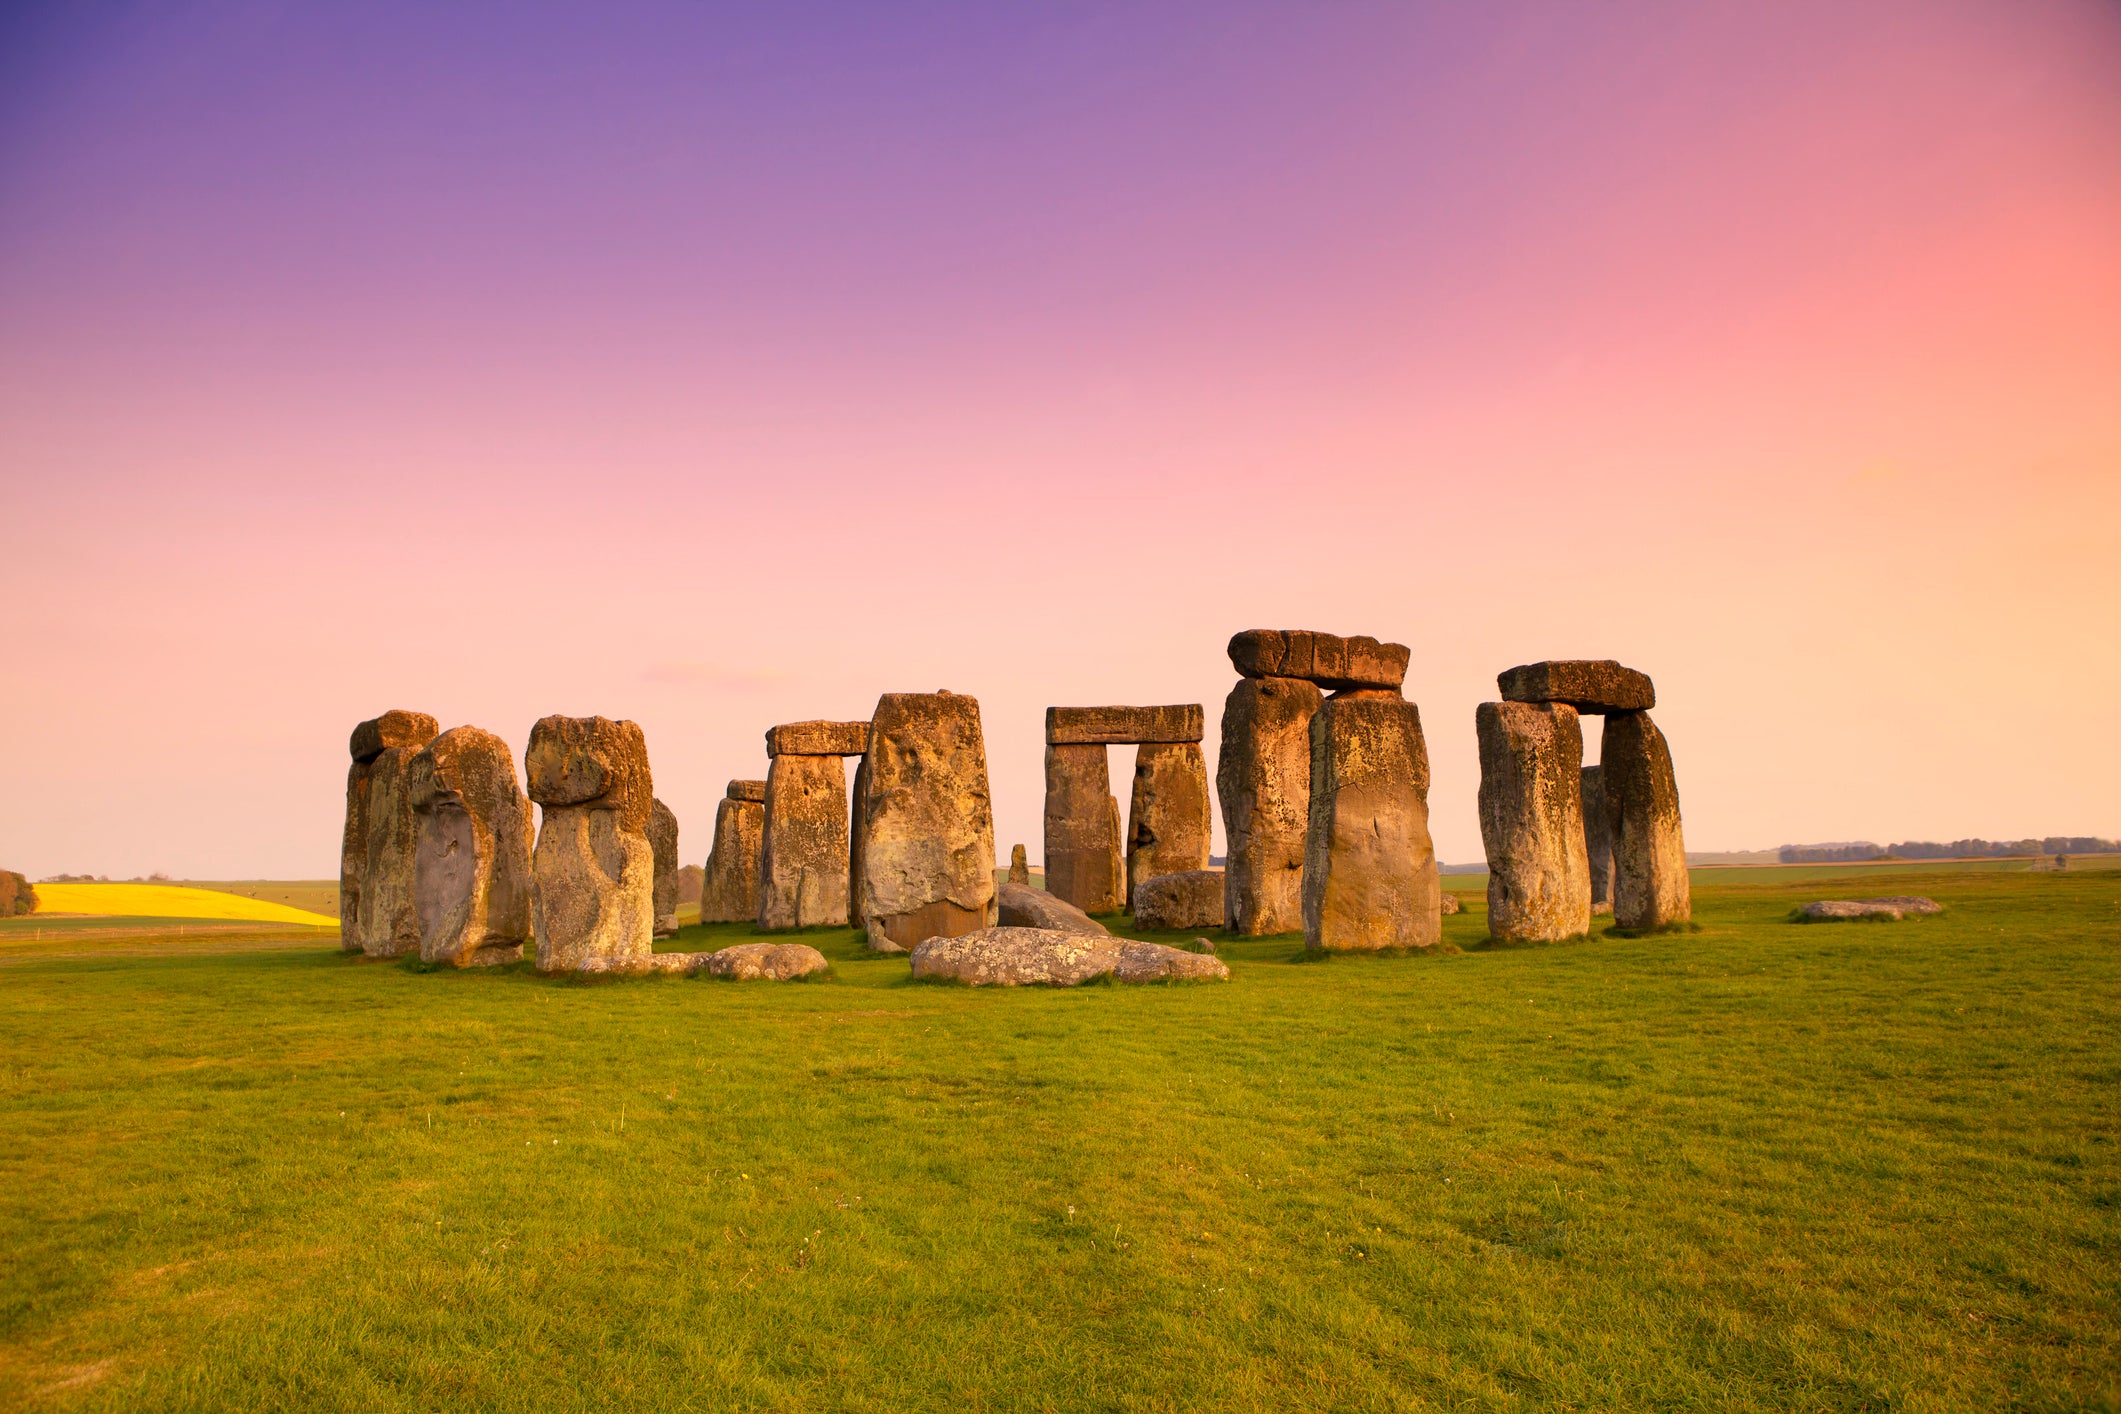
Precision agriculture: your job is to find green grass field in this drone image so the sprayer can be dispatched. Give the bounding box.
[1,866,2114,1411]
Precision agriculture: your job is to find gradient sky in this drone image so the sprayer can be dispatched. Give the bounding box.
[3,0,2117,879]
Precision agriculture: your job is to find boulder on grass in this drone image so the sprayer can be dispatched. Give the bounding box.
[1131,869,1225,930]
[908,927,1230,986]
[996,881,1108,936]
[706,942,830,979]
[1113,940,1230,983]
[1441,892,1462,916]
[1797,896,1942,922]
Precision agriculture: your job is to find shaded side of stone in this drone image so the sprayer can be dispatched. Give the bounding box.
[1127,741,1212,902]
[1582,765,1614,911]
[358,745,426,957]
[411,725,534,966]
[758,752,850,929]
[848,752,871,931]
[648,798,680,937]
[1602,710,1690,930]
[1043,743,1124,915]
[765,720,871,757]
[1217,674,1322,935]
[856,690,997,953]
[1498,660,1655,714]
[1227,630,1409,691]
[524,715,656,971]
[1046,704,1204,745]
[1132,869,1225,930]
[341,759,373,950]
[1302,691,1441,952]
[699,795,765,923]
[996,881,1109,936]
[1475,702,1592,942]
[1008,844,1030,885]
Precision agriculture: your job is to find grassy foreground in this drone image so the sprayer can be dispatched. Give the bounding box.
[0,867,2114,1411]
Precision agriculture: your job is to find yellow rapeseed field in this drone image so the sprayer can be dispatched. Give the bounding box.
[31,883,337,926]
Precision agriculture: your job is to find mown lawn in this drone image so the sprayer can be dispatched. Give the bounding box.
[0,867,2114,1411]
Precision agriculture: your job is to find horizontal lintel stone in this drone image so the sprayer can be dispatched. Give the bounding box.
[1046,704,1204,745]
[726,779,767,802]
[1227,629,1408,691]
[765,720,871,757]
[1497,660,1654,714]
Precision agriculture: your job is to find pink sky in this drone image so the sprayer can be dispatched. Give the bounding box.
[2,0,2117,878]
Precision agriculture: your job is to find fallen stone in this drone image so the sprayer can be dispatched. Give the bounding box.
[759,752,850,929]
[1132,868,1224,930]
[700,941,830,979]
[1476,701,1592,943]
[646,798,681,937]
[1797,896,1943,922]
[524,715,656,971]
[1228,629,1409,691]
[1112,939,1230,983]
[765,720,870,758]
[1498,661,1655,714]
[1046,704,1204,745]
[700,787,765,924]
[358,745,427,957]
[1008,844,1030,885]
[908,927,1228,986]
[1441,892,1461,916]
[1582,764,1615,910]
[1303,691,1441,951]
[997,881,1108,936]
[343,710,438,949]
[855,691,998,952]
[1043,743,1125,915]
[1602,711,1691,930]
[410,725,534,967]
[1127,742,1212,901]
[1217,674,1323,935]
[1193,936,1217,954]
[727,778,767,802]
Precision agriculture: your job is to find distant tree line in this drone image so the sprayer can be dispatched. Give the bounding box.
[1779,838,2118,863]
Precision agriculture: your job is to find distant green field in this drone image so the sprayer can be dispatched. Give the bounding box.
[0,865,2114,1411]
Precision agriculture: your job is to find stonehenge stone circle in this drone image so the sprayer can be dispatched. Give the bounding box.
[1127,741,1212,901]
[1043,743,1125,915]
[1498,660,1655,714]
[1475,701,1592,942]
[1303,689,1441,952]
[1602,710,1691,930]
[648,798,680,938]
[524,714,656,972]
[1008,844,1030,885]
[1132,868,1225,931]
[409,725,533,967]
[1217,673,1322,935]
[699,780,766,924]
[343,710,438,952]
[759,751,852,929]
[1581,764,1614,913]
[855,690,998,953]
[908,927,1228,987]
[996,880,1108,936]
[1229,629,1409,692]
[1047,704,1204,745]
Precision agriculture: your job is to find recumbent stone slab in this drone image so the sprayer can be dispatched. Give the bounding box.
[1046,704,1204,745]
[1228,630,1409,691]
[908,927,1228,986]
[1498,660,1655,714]
[525,715,656,972]
[727,778,766,803]
[411,725,533,967]
[855,691,997,953]
[1217,674,1322,936]
[1476,701,1592,943]
[1303,690,1441,952]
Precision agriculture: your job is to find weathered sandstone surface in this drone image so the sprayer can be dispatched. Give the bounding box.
[996,881,1107,936]
[1228,630,1409,692]
[1008,844,1030,885]
[1797,897,1941,922]
[1127,742,1212,901]
[525,715,655,972]
[1043,743,1124,915]
[411,725,532,967]
[855,691,997,953]
[765,720,871,758]
[1603,710,1691,930]
[358,745,427,957]
[1046,704,1204,745]
[1476,701,1592,943]
[1132,869,1225,930]
[1217,674,1322,936]
[1303,691,1441,952]
[343,710,438,949]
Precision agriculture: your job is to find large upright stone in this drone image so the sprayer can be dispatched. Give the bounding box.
[1217,674,1323,935]
[1302,690,1440,952]
[342,710,438,950]
[410,726,533,967]
[699,782,766,923]
[1008,844,1030,886]
[1603,710,1691,930]
[1046,704,1204,745]
[1127,742,1212,901]
[358,745,428,957]
[525,715,655,972]
[1581,764,1614,913]
[759,752,850,929]
[1476,702,1591,942]
[856,691,997,952]
[1498,660,1655,714]
[648,798,680,938]
[1229,630,1409,691]
[1043,743,1124,915]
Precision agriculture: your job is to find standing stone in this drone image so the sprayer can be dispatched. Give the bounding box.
[1582,765,1614,914]
[343,710,438,951]
[1217,675,1323,935]
[1603,710,1691,930]
[525,715,655,972]
[759,752,850,929]
[359,745,428,957]
[1043,744,1124,915]
[700,780,766,923]
[1476,702,1591,942]
[648,798,680,938]
[849,753,870,930]
[410,725,533,967]
[1008,844,1030,885]
[1127,742,1212,902]
[856,691,998,953]
[1302,690,1440,952]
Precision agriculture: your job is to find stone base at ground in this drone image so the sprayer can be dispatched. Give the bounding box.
[525,715,656,972]
[908,927,1227,986]
[1008,845,1030,885]
[1132,869,1224,929]
[410,725,533,967]
[996,881,1108,936]
[1441,892,1461,915]
[1798,896,1942,921]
